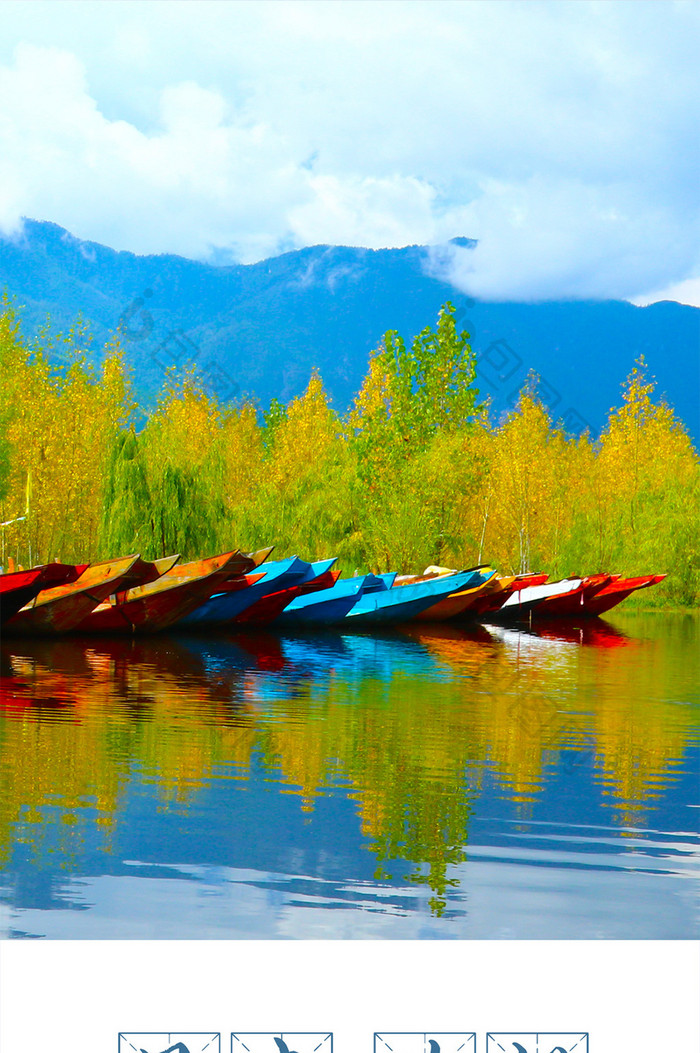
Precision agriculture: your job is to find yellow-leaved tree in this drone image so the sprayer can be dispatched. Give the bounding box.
[242,372,357,562]
[1,303,130,566]
[594,360,700,603]
[474,379,581,573]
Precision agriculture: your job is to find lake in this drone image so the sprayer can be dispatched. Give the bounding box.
[0,613,697,939]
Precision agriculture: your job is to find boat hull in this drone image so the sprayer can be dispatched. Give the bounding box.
[177,557,317,629]
[0,564,88,625]
[275,578,365,628]
[232,560,338,628]
[468,574,549,617]
[345,569,484,626]
[5,556,144,635]
[582,574,666,615]
[414,570,496,621]
[75,552,245,634]
[489,577,583,621]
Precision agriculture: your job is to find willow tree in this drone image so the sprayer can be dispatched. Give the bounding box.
[216,402,265,547]
[99,428,154,556]
[100,373,231,560]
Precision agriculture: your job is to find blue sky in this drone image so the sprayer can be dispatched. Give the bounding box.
[1,0,699,304]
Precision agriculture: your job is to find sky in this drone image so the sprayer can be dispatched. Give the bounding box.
[0,0,699,304]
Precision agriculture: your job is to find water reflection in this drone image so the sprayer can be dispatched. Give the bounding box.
[0,614,698,938]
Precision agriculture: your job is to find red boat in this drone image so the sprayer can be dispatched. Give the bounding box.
[531,573,612,617]
[232,563,340,628]
[75,551,259,633]
[0,562,88,625]
[491,575,591,620]
[5,555,156,635]
[581,574,667,615]
[471,572,549,617]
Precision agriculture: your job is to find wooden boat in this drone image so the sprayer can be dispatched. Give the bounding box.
[109,555,182,604]
[445,572,513,619]
[5,555,156,635]
[171,570,267,628]
[466,574,514,617]
[491,576,581,619]
[0,562,87,625]
[274,571,395,632]
[490,574,611,620]
[74,551,248,633]
[533,573,612,617]
[344,568,486,626]
[393,563,491,585]
[232,558,338,628]
[176,555,315,629]
[361,572,397,591]
[270,568,396,630]
[547,577,610,614]
[581,574,666,615]
[469,573,549,617]
[274,574,366,628]
[295,562,340,595]
[162,546,270,583]
[413,568,497,621]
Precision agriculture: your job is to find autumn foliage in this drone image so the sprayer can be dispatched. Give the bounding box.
[1,299,698,606]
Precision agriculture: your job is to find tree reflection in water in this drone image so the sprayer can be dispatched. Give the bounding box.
[0,614,698,919]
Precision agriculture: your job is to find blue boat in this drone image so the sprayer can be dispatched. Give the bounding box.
[177,556,315,629]
[344,568,485,626]
[290,557,338,590]
[273,568,401,629]
[231,557,340,628]
[274,575,366,628]
[362,572,397,591]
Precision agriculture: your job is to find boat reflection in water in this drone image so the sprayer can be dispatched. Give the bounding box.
[0,614,698,939]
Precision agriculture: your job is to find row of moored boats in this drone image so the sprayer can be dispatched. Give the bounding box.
[0,550,666,635]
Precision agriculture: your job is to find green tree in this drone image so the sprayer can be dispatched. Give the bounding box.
[347,303,482,570]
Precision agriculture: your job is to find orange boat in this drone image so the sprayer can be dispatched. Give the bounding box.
[5,554,159,635]
[162,546,271,583]
[75,551,262,633]
[413,568,499,621]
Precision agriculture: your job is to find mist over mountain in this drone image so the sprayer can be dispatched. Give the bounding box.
[1,218,698,442]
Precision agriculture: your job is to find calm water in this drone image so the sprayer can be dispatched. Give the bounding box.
[0,613,698,939]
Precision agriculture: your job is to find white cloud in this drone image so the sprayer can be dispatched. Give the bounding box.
[0,44,311,260]
[288,174,437,249]
[631,276,700,309]
[427,176,700,302]
[0,1,698,301]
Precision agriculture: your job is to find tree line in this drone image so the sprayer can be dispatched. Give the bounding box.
[1,296,698,606]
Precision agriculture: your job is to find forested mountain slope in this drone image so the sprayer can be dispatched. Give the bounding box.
[1,219,698,440]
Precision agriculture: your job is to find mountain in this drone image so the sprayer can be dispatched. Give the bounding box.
[1,218,698,442]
